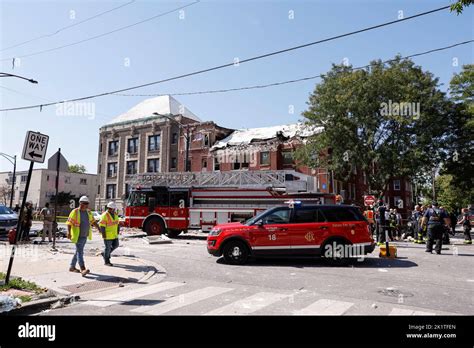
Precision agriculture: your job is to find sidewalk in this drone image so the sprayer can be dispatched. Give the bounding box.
[0,237,164,298]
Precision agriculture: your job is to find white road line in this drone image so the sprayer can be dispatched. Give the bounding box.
[206,292,288,315]
[295,299,354,315]
[131,286,233,315]
[389,308,435,316]
[84,282,185,307]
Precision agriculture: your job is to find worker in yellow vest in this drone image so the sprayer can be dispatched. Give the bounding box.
[66,196,100,276]
[99,202,120,266]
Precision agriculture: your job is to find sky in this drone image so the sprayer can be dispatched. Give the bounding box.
[0,0,472,174]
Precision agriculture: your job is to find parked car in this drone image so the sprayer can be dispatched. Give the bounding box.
[207,203,375,265]
[0,205,18,235]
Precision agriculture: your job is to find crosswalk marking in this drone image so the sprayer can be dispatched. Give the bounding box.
[389,308,435,316]
[206,292,288,315]
[131,286,233,315]
[84,282,185,307]
[295,299,354,315]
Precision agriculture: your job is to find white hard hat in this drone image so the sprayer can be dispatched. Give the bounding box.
[79,196,90,203]
[107,202,117,209]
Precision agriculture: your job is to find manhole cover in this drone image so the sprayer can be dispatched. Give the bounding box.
[378,288,414,298]
[61,278,132,294]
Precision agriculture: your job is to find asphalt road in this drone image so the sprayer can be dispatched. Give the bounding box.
[43,232,474,316]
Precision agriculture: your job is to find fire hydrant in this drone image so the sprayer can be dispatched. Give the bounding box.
[8,228,16,244]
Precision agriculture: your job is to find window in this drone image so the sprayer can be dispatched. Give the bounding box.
[127,137,138,154]
[106,184,116,199]
[147,159,160,173]
[46,175,50,181]
[293,208,326,223]
[172,132,178,144]
[108,140,119,156]
[394,196,403,208]
[320,207,364,222]
[126,160,137,175]
[148,134,161,151]
[21,175,27,183]
[233,162,249,170]
[80,178,87,185]
[124,184,130,199]
[107,162,117,178]
[214,159,220,171]
[202,158,207,169]
[97,185,100,194]
[99,142,102,153]
[19,191,24,199]
[260,151,270,166]
[171,157,177,169]
[170,191,188,207]
[393,179,401,190]
[98,164,101,174]
[204,134,209,147]
[65,176,71,184]
[261,208,290,224]
[282,151,294,165]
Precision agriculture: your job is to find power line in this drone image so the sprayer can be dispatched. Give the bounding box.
[110,40,474,97]
[0,0,136,52]
[1,1,200,61]
[0,4,453,112]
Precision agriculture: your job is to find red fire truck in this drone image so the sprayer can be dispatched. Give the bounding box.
[124,171,335,237]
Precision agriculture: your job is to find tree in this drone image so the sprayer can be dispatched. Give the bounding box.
[0,184,12,205]
[440,64,474,199]
[68,164,86,173]
[435,175,470,212]
[298,57,450,199]
[450,0,474,14]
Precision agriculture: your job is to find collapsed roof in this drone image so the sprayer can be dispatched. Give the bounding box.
[212,123,323,150]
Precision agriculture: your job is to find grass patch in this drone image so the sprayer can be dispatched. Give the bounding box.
[18,295,32,303]
[0,272,43,294]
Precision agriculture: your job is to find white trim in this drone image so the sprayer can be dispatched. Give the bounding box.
[291,245,321,249]
[190,209,254,213]
[252,245,292,250]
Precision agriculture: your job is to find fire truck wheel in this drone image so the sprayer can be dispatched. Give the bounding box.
[166,229,182,238]
[321,239,350,266]
[144,217,167,235]
[222,240,249,265]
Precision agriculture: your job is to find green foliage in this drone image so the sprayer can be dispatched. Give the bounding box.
[68,164,86,173]
[298,57,450,197]
[436,175,471,212]
[450,0,474,14]
[0,273,43,294]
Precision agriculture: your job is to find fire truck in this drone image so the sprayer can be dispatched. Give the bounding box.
[124,170,335,237]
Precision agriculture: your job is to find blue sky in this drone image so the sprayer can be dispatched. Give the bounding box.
[0,0,472,173]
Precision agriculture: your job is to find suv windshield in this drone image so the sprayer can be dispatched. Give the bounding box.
[0,206,14,214]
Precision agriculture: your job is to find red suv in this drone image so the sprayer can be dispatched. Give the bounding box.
[207,204,375,265]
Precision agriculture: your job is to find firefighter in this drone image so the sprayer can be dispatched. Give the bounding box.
[421,201,450,254]
[415,206,427,244]
[409,205,422,241]
[99,202,120,266]
[458,207,472,244]
[66,196,99,275]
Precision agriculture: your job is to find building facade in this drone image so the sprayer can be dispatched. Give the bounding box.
[0,152,97,212]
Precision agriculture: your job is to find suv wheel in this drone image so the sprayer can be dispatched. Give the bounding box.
[322,240,349,266]
[222,240,249,265]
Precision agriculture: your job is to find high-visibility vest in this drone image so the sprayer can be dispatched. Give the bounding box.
[99,211,119,240]
[66,208,94,243]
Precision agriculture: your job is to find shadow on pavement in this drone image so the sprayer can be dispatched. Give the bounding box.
[216,256,418,268]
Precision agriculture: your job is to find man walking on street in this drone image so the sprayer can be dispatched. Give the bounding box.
[66,196,99,276]
[421,201,450,254]
[99,202,120,266]
[40,202,53,243]
[20,202,33,241]
[458,207,472,244]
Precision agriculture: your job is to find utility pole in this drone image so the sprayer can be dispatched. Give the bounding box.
[52,148,60,251]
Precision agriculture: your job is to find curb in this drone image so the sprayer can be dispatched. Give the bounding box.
[2,294,79,316]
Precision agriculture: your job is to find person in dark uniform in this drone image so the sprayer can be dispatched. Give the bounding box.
[458,207,472,244]
[421,201,450,254]
[375,199,387,245]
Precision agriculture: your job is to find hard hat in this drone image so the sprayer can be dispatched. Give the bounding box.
[79,196,90,203]
[107,202,117,209]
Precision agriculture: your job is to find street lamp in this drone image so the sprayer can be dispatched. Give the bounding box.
[153,112,191,172]
[0,72,38,84]
[0,153,17,208]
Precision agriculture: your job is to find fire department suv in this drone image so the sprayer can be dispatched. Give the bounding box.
[207,203,375,265]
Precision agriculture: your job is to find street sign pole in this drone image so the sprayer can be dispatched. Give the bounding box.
[5,131,49,285]
[5,161,34,284]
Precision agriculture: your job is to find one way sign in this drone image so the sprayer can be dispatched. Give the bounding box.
[22,131,49,163]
